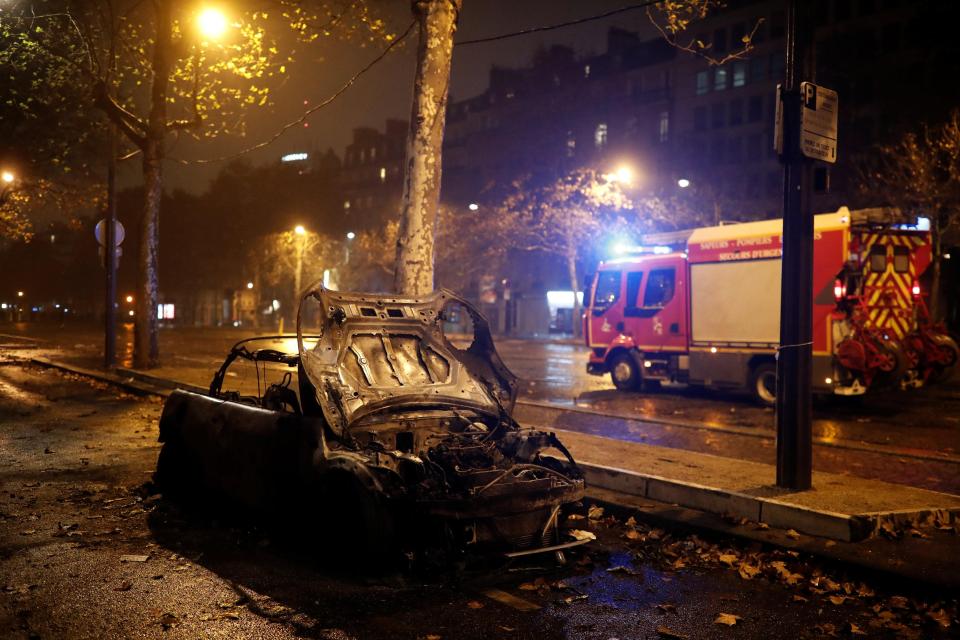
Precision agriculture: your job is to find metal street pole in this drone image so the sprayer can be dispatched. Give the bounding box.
[775,0,815,489]
[104,126,118,368]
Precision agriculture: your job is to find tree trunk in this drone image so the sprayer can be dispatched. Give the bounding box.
[394,0,461,296]
[133,0,171,368]
[134,140,162,368]
[566,251,582,338]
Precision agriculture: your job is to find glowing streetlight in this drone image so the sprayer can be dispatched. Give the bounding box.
[246,281,254,289]
[197,7,228,39]
[294,224,306,236]
[125,294,134,303]
[17,291,24,297]
[613,165,634,185]
[346,231,355,240]
[677,178,691,189]
[1,170,14,184]
[468,203,479,211]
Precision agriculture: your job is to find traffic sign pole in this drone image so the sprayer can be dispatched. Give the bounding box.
[104,126,117,368]
[775,0,814,490]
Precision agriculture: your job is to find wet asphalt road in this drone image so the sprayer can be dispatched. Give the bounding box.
[2,322,959,494]
[1,363,956,639]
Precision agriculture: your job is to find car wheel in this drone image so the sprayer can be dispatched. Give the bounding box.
[751,361,777,406]
[609,351,641,391]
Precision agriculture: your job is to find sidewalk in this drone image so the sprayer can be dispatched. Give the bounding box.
[25,354,960,587]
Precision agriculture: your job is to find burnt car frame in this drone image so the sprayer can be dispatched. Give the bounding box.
[156,285,587,562]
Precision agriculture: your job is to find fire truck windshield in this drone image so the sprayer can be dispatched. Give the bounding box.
[593,271,621,308]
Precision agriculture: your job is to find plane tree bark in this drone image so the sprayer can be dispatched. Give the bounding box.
[394,0,461,296]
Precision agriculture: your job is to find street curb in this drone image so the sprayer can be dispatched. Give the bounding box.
[579,461,954,542]
[584,486,960,590]
[26,356,960,545]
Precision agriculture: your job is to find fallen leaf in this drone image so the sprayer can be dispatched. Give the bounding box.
[792,595,808,603]
[115,580,132,592]
[927,609,951,629]
[825,540,837,548]
[656,625,688,639]
[466,601,484,609]
[568,529,596,542]
[218,611,241,620]
[856,584,875,598]
[566,514,585,521]
[738,563,760,580]
[718,553,738,567]
[587,505,604,520]
[849,622,867,636]
[907,528,928,539]
[424,635,441,640]
[625,516,637,527]
[518,583,537,591]
[19,530,36,536]
[656,603,677,614]
[828,595,847,606]
[606,565,640,575]
[714,613,741,626]
[785,529,800,540]
[755,522,770,530]
[888,596,909,610]
[625,529,642,540]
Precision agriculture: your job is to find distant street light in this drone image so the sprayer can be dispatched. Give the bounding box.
[294,224,306,236]
[677,178,691,189]
[1,170,14,184]
[17,291,24,297]
[614,165,634,185]
[246,281,254,289]
[346,231,355,240]
[197,7,228,39]
[468,203,479,211]
[125,294,134,303]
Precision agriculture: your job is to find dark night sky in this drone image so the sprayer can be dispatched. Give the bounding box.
[160,0,660,194]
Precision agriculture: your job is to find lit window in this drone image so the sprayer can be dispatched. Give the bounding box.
[370,147,377,160]
[733,61,747,87]
[594,123,608,148]
[714,67,728,91]
[696,70,709,95]
[658,111,669,142]
[584,64,591,78]
[379,167,386,183]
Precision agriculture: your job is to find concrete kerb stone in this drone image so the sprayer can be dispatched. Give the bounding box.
[580,461,861,541]
[114,367,206,394]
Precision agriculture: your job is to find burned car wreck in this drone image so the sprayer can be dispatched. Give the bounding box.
[156,286,587,561]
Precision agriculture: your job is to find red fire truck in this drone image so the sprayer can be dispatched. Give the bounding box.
[584,207,958,404]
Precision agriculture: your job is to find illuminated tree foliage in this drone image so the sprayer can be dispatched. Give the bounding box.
[495,169,633,336]
[859,109,960,320]
[0,24,104,240]
[645,0,762,65]
[3,0,394,366]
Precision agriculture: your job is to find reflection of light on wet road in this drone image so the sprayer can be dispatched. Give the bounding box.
[818,421,840,444]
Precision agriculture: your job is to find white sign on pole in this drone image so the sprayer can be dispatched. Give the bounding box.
[799,82,838,163]
[95,219,125,247]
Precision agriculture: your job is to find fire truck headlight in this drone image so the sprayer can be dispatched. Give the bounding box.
[911,281,921,297]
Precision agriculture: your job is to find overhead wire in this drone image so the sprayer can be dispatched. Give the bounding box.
[179,1,663,164]
[175,18,417,165]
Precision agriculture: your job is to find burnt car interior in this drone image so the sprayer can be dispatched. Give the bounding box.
[157,286,587,564]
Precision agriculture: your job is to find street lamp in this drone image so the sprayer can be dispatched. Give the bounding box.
[246,281,254,289]
[197,7,228,39]
[125,294,134,303]
[614,165,634,185]
[677,178,691,189]
[17,291,24,297]
[346,231,355,240]
[294,224,306,236]
[1,170,14,184]
[468,203,479,211]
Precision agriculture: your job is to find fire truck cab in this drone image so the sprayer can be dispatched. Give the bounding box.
[584,207,957,404]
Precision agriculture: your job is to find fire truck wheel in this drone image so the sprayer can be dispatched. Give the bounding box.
[750,362,777,406]
[609,351,641,391]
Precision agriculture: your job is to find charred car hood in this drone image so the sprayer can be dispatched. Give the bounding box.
[298,286,518,434]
